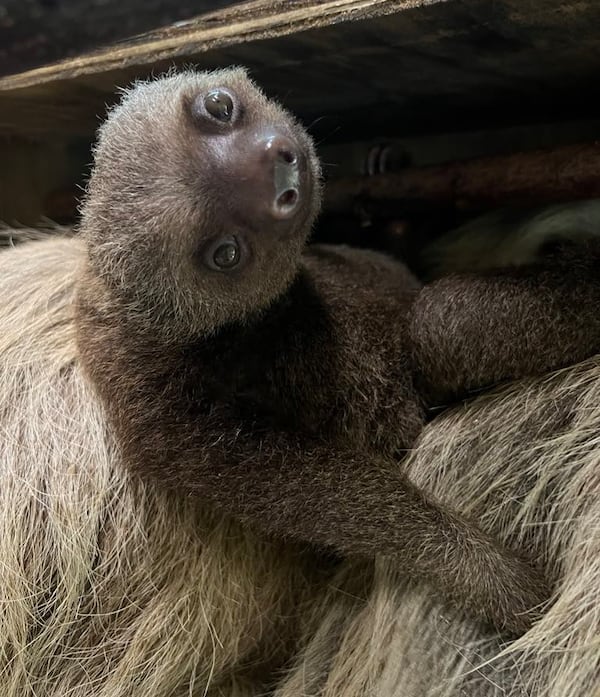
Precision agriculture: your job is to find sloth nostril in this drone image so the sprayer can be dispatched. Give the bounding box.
[277,189,299,209]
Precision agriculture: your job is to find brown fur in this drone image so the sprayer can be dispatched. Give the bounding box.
[81,68,321,343]
[276,357,600,696]
[74,68,600,636]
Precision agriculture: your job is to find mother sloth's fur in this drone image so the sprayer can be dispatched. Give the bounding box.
[0,234,324,697]
[1,232,599,696]
[276,360,600,696]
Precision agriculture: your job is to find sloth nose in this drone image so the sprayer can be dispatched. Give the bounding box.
[261,134,302,219]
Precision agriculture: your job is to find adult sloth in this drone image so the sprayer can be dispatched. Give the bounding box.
[3,231,597,697]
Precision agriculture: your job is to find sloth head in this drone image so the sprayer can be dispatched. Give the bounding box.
[80,67,322,341]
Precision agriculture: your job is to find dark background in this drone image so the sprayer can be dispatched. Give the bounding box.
[0,0,238,76]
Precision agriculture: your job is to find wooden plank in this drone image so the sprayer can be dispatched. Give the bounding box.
[0,0,441,90]
[1,0,599,147]
[0,2,238,78]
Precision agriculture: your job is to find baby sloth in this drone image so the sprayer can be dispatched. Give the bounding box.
[76,68,600,636]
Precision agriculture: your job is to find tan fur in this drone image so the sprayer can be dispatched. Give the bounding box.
[421,199,600,279]
[0,235,323,696]
[276,358,600,696]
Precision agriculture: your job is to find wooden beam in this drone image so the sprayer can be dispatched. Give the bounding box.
[0,1,237,78]
[324,142,600,211]
[0,0,441,91]
[2,0,600,145]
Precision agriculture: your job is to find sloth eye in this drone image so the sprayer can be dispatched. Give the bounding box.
[204,90,234,122]
[201,236,242,271]
[213,239,240,268]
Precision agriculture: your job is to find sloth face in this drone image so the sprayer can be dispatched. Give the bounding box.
[81,68,322,341]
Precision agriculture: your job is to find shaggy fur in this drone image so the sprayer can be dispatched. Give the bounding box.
[421,199,600,279]
[0,236,325,696]
[276,357,600,696]
[76,69,600,637]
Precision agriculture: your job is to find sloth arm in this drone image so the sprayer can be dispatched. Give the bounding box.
[76,308,548,636]
[409,240,600,405]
